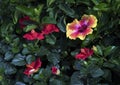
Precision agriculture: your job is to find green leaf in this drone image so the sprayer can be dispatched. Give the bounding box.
[70,72,84,85]
[37,46,50,56]
[49,78,66,85]
[26,55,35,64]
[33,74,41,80]
[71,49,79,57]
[11,54,26,66]
[33,4,44,22]
[57,16,66,32]
[15,82,26,85]
[95,45,103,56]
[12,46,20,53]
[47,53,60,65]
[16,5,35,16]
[4,51,14,61]
[5,64,17,75]
[103,69,112,81]
[22,48,29,55]
[81,35,92,47]
[34,4,44,16]
[46,34,56,45]
[13,11,19,24]
[76,0,90,6]
[34,81,47,85]
[33,68,51,81]
[104,46,116,56]
[58,4,75,18]
[23,24,37,32]
[73,61,81,70]
[42,16,56,24]
[103,62,115,68]
[90,68,104,78]
[93,3,109,11]
[91,0,99,5]
[47,0,55,6]
[65,0,75,3]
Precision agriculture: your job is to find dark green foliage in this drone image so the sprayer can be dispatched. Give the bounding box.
[0,0,120,85]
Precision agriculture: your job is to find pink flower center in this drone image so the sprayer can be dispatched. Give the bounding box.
[78,20,88,32]
[78,24,87,32]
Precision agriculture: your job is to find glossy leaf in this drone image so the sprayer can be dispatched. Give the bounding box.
[46,34,56,45]
[42,16,56,24]
[47,53,60,65]
[58,4,75,18]
[23,24,37,32]
[49,78,66,85]
[16,5,35,16]
[4,51,14,61]
[47,0,55,6]
[11,54,26,66]
[70,72,84,85]
[57,16,66,32]
[90,68,104,78]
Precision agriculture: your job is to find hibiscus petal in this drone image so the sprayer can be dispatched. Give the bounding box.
[81,15,97,28]
[23,68,35,76]
[26,62,35,68]
[34,58,42,69]
[75,53,87,60]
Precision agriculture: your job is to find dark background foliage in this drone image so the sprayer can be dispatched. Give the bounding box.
[0,0,120,85]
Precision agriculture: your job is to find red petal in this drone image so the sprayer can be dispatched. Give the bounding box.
[51,66,57,74]
[23,33,35,40]
[34,58,42,69]
[37,33,45,40]
[23,68,35,76]
[26,62,35,68]
[42,24,59,35]
[75,53,87,60]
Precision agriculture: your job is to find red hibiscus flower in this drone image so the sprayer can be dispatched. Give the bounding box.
[24,58,42,76]
[51,66,60,75]
[23,30,44,40]
[19,16,30,29]
[42,24,59,35]
[75,48,93,60]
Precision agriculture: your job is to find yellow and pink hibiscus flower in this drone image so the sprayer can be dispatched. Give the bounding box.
[66,14,97,40]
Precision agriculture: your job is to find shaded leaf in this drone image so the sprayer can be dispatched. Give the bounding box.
[57,16,66,32]
[5,64,17,75]
[22,48,29,55]
[49,78,66,85]
[37,46,50,56]
[4,51,14,61]
[46,34,56,45]
[73,61,81,70]
[90,68,104,78]
[11,54,26,66]
[23,24,37,32]
[26,55,35,64]
[93,3,109,11]
[104,46,116,56]
[65,0,75,3]
[47,0,55,6]
[34,81,47,85]
[16,5,35,16]
[15,82,26,85]
[70,72,84,85]
[42,16,56,24]
[58,4,75,18]
[47,53,60,65]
